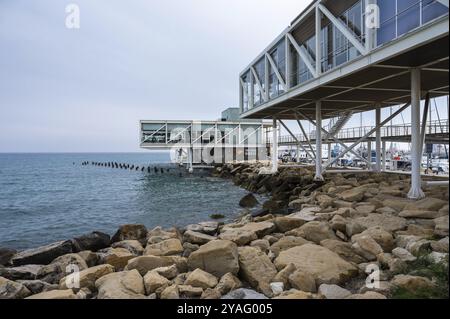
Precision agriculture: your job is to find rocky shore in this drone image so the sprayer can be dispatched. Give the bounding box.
[1,163,448,299]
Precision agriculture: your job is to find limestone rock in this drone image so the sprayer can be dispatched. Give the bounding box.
[291,221,337,244]
[0,247,16,266]
[144,238,183,256]
[147,226,178,244]
[345,291,387,299]
[273,217,307,233]
[126,255,187,276]
[272,263,297,287]
[273,289,313,299]
[178,285,203,297]
[434,215,449,237]
[71,231,110,252]
[60,264,115,290]
[37,253,88,284]
[98,248,134,270]
[392,247,417,262]
[111,224,147,245]
[355,214,407,233]
[111,240,144,256]
[250,239,270,253]
[270,236,310,257]
[216,273,242,295]
[318,284,351,299]
[330,215,347,233]
[351,234,383,261]
[16,279,57,295]
[187,240,239,277]
[0,276,31,299]
[274,244,358,285]
[221,288,268,299]
[320,239,366,264]
[238,246,277,296]
[201,288,222,299]
[0,264,43,281]
[143,271,170,294]
[399,210,445,219]
[288,269,316,293]
[360,227,394,252]
[11,240,73,266]
[404,197,447,212]
[220,222,275,246]
[153,264,179,279]
[95,269,146,299]
[77,250,99,267]
[26,289,77,299]
[391,274,434,291]
[160,285,179,299]
[185,268,218,289]
[184,230,216,245]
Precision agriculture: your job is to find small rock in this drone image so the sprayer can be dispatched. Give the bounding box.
[391,274,434,291]
[216,273,242,295]
[288,269,316,293]
[250,239,270,253]
[153,264,179,279]
[185,268,218,289]
[184,230,216,245]
[95,269,146,299]
[239,193,259,208]
[143,271,170,295]
[318,284,351,299]
[392,247,417,262]
[111,240,144,256]
[201,288,222,299]
[345,291,387,299]
[178,285,203,297]
[270,282,284,295]
[77,250,99,267]
[160,285,179,299]
[144,238,183,256]
[221,288,268,299]
[126,255,187,276]
[98,247,134,270]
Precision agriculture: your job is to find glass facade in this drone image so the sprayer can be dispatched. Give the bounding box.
[240,0,448,112]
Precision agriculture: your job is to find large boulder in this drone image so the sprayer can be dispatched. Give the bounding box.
[274,244,358,285]
[59,264,115,290]
[273,217,307,233]
[320,239,366,264]
[11,240,73,266]
[37,253,88,284]
[270,236,310,257]
[290,221,337,244]
[0,264,43,281]
[187,240,239,277]
[355,214,407,233]
[239,193,258,208]
[144,238,183,256]
[98,248,134,270]
[125,255,187,276]
[147,227,178,244]
[219,222,276,246]
[184,268,218,289]
[351,234,383,261]
[434,215,449,237]
[391,274,434,291]
[183,230,216,245]
[143,271,170,294]
[16,279,57,295]
[359,227,394,252]
[404,197,447,212]
[95,269,146,299]
[0,276,31,299]
[0,247,16,266]
[71,231,110,252]
[26,289,77,299]
[238,246,277,296]
[111,224,147,245]
[111,240,144,256]
[338,185,371,202]
[399,210,445,219]
[216,273,242,295]
[288,269,316,293]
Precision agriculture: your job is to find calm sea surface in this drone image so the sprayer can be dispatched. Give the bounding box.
[0,153,257,250]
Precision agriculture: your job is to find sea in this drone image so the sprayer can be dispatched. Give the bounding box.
[0,153,259,250]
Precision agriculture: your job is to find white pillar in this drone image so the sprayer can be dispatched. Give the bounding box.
[375,106,382,172]
[328,143,332,161]
[315,4,322,76]
[382,140,386,171]
[408,68,425,199]
[314,101,324,181]
[296,143,300,163]
[367,141,372,170]
[272,119,278,173]
[188,147,193,173]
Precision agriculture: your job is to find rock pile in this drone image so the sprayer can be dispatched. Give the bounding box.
[1,163,448,299]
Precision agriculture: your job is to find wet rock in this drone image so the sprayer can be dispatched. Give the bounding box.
[0,276,31,299]
[95,269,146,299]
[274,244,358,285]
[11,240,73,266]
[318,284,352,299]
[144,238,183,256]
[185,268,218,289]
[126,255,187,276]
[239,193,258,208]
[0,264,43,281]
[111,240,144,256]
[111,224,147,245]
[60,264,115,290]
[221,288,268,299]
[238,246,277,296]
[0,247,16,266]
[71,231,110,252]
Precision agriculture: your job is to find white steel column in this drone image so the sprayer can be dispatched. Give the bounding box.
[314,101,324,181]
[375,106,382,172]
[272,119,278,173]
[382,140,386,171]
[315,4,322,76]
[297,144,301,163]
[328,143,332,162]
[367,141,372,170]
[408,68,425,199]
[188,147,193,174]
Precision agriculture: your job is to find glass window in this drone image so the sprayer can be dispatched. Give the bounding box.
[377,0,396,45]
[397,0,420,36]
[241,72,251,112]
[253,59,265,106]
[333,26,348,66]
[422,0,449,24]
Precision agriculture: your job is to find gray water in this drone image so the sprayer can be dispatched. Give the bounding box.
[0,153,257,250]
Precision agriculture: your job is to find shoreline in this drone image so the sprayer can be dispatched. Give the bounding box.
[1,163,448,299]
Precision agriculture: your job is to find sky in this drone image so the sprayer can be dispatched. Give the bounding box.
[0,0,311,152]
[0,1,448,153]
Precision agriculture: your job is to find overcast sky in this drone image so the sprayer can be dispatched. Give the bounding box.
[0,0,312,152]
[0,1,448,153]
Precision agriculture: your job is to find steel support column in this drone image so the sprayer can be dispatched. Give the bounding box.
[382,140,387,171]
[367,140,372,170]
[272,119,278,173]
[314,101,324,181]
[408,69,425,199]
[375,106,382,172]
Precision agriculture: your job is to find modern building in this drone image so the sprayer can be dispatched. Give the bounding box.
[238,0,449,199]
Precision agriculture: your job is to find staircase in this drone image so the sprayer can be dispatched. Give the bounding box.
[324,111,354,141]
